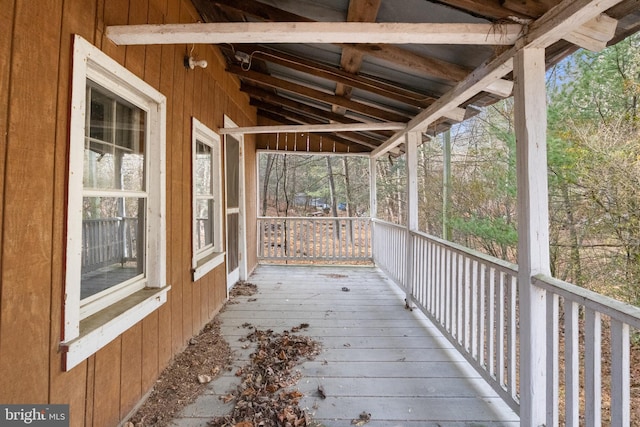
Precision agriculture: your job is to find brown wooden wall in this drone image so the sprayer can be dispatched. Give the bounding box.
[0,0,258,425]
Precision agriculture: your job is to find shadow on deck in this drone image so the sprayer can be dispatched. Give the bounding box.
[172,265,519,426]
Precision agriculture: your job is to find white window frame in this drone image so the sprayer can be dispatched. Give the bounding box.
[191,118,224,281]
[62,35,169,371]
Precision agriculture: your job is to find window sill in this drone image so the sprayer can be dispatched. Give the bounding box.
[61,286,170,371]
[193,252,225,281]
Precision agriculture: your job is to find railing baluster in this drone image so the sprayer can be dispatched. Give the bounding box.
[269,219,274,258]
[463,255,471,352]
[436,244,442,322]
[508,274,517,402]
[546,292,559,427]
[270,219,275,258]
[564,299,580,427]
[430,241,436,315]
[450,250,457,338]
[496,271,505,387]
[610,319,630,426]
[442,248,451,332]
[487,267,495,377]
[470,260,478,360]
[584,308,601,427]
[456,253,464,346]
[478,262,486,367]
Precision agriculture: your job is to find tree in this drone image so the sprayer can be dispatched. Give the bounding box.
[261,154,275,216]
[546,33,640,302]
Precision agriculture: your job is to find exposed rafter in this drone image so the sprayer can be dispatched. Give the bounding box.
[226,64,413,123]
[433,0,536,20]
[219,44,437,108]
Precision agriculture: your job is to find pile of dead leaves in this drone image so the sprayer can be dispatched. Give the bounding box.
[127,282,258,426]
[230,282,259,298]
[127,318,232,426]
[209,324,322,427]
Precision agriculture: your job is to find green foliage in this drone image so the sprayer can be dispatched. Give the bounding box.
[451,215,517,248]
[551,33,640,125]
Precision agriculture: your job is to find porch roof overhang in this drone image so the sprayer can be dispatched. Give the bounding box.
[106,0,640,156]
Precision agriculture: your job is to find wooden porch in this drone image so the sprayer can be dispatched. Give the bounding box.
[173,264,519,426]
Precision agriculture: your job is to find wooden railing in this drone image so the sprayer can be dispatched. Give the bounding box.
[81,217,138,273]
[373,219,640,423]
[257,216,372,262]
[373,219,520,411]
[533,275,640,426]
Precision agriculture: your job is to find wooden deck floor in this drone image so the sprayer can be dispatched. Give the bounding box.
[173,264,519,426]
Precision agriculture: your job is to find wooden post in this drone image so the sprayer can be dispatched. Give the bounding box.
[442,129,452,241]
[405,132,420,307]
[514,47,550,427]
[369,156,377,219]
[369,155,377,258]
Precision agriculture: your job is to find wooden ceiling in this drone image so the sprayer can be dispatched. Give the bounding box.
[108,0,640,154]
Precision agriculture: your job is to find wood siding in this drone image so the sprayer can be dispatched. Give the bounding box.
[0,0,258,425]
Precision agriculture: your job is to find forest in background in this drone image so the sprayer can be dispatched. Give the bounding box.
[259,33,640,305]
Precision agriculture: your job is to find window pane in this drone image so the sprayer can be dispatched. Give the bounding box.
[226,136,239,208]
[196,141,212,196]
[81,196,145,300]
[195,198,214,251]
[84,85,146,191]
[88,89,114,144]
[120,147,145,191]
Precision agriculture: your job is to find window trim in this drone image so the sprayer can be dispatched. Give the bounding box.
[191,118,224,281]
[62,35,168,371]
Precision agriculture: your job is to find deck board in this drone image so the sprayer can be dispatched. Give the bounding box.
[171,265,519,426]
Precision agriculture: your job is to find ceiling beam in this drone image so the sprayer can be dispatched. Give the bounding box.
[372,0,625,158]
[340,43,471,83]
[226,64,412,123]
[105,22,524,46]
[219,121,406,135]
[334,0,383,114]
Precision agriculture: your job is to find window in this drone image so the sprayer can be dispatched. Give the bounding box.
[191,118,224,281]
[62,35,168,370]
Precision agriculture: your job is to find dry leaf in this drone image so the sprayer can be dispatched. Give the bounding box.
[221,394,235,403]
[197,374,212,384]
[351,411,372,426]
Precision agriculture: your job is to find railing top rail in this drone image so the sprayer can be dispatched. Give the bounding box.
[259,216,371,221]
[373,218,518,275]
[533,274,640,329]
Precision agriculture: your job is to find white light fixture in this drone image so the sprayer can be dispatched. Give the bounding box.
[184,55,208,69]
